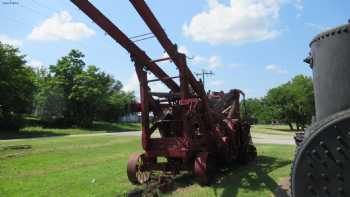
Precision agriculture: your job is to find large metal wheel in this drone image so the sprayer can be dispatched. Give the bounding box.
[194,152,215,186]
[127,153,151,185]
[291,109,350,197]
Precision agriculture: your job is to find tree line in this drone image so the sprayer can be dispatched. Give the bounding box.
[243,75,315,130]
[0,41,315,132]
[0,42,135,131]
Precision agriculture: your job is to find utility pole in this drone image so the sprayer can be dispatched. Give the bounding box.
[195,69,214,89]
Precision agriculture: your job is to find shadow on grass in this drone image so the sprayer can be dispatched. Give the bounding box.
[264,127,294,132]
[88,121,140,133]
[168,155,290,197]
[0,121,140,140]
[0,130,68,140]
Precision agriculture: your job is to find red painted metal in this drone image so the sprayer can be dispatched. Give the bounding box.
[71,0,256,186]
[151,57,171,63]
[194,152,214,185]
[130,0,207,98]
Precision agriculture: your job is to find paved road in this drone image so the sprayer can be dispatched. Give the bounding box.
[252,133,294,145]
[107,131,295,145]
[1,131,295,145]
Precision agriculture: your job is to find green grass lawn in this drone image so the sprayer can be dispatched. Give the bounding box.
[0,135,295,197]
[0,136,142,197]
[251,124,295,136]
[0,120,294,140]
[0,121,141,140]
[170,145,294,197]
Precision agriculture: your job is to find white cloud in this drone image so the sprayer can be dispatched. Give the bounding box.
[178,46,189,55]
[207,56,222,69]
[26,57,44,69]
[123,72,139,93]
[305,23,329,31]
[160,45,238,71]
[294,0,303,11]
[28,10,95,41]
[192,55,206,65]
[149,82,169,93]
[161,46,237,70]
[265,64,288,74]
[193,55,221,68]
[294,0,303,17]
[162,45,189,59]
[210,80,225,87]
[183,0,281,45]
[193,55,226,69]
[0,35,23,47]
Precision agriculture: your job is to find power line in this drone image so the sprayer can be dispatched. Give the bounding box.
[1,1,49,26]
[129,32,153,39]
[2,0,102,54]
[23,0,89,50]
[19,3,49,18]
[194,69,214,89]
[1,14,29,26]
[59,0,74,8]
[132,35,156,43]
[31,0,59,13]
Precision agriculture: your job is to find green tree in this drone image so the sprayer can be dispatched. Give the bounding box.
[70,65,114,127]
[0,42,36,130]
[265,83,297,130]
[243,98,273,124]
[49,49,85,125]
[33,69,67,126]
[35,49,135,128]
[265,75,314,130]
[289,75,315,129]
[97,90,135,122]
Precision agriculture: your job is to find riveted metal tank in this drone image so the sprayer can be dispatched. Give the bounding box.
[306,23,350,121]
[292,23,350,197]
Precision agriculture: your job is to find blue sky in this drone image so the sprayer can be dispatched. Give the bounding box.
[0,0,349,98]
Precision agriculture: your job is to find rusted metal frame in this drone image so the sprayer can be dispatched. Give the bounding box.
[147,76,179,83]
[227,89,241,119]
[178,54,193,144]
[130,101,166,113]
[132,59,162,118]
[147,149,188,158]
[70,0,179,92]
[151,163,187,172]
[147,137,187,157]
[152,103,170,109]
[150,92,181,99]
[151,57,171,63]
[146,135,209,158]
[143,161,186,172]
[134,63,150,151]
[130,0,213,142]
[148,98,162,119]
[129,0,205,98]
[134,62,164,149]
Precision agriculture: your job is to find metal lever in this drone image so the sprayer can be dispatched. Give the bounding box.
[304,54,313,68]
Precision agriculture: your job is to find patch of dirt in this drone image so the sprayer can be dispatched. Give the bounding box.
[274,177,291,197]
